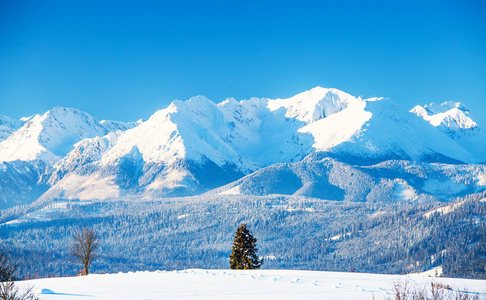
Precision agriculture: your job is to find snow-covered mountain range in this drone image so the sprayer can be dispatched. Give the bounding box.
[410,101,486,162]
[1,87,485,208]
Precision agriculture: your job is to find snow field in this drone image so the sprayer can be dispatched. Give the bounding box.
[17,269,486,300]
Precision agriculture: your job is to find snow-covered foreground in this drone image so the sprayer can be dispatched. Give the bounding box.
[17,269,486,300]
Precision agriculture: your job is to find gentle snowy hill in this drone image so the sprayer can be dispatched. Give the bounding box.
[210,155,486,201]
[17,269,486,300]
[411,101,486,163]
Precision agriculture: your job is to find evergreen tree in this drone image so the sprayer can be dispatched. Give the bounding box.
[229,224,263,269]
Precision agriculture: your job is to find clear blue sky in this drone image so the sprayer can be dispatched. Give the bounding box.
[1,0,485,122]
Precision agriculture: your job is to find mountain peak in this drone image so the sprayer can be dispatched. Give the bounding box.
[268,87,363,123]
[48,106,81,114]
[218,97,239,107]
[411,102,478,130]
[186,95,211,104]
[304,86,351,99]
[0,107,109,163]
[423,101,469,115]
[411,100,485,162]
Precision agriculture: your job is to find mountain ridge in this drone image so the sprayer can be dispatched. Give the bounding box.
[0,87,485,208]
[411,101,486,162]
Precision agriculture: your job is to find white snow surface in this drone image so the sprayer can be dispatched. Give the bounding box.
[17,269,486,300]
[423,201,465,218]
[47,173,120,200]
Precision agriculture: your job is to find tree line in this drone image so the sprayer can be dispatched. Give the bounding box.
[1,193,485,281]
[0,222,262,299]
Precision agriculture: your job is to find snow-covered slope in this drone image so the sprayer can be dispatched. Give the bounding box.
[217,96,313,166]
[0,160,50,209]
[411,102,486,162]
[47,132,122,185]
[17,269,486,300]
[101,96,251,169]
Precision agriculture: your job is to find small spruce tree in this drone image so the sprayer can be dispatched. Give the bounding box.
[229,223,263,269]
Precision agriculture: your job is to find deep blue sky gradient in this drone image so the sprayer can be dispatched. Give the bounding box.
[1,0,485,121]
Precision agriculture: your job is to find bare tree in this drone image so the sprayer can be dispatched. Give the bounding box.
[70,227,99,276]
[0,253,38,300]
